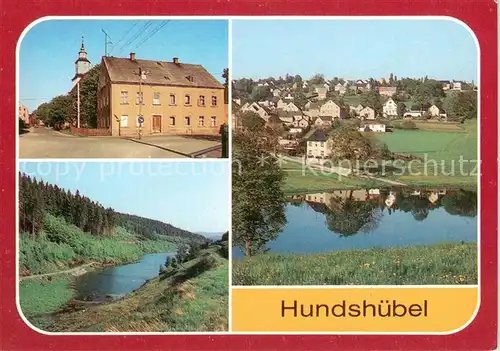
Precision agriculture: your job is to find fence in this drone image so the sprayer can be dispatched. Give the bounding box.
[70,127,111,136]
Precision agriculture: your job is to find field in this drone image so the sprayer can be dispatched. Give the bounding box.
[233,242,477,285]
[282,161,382,194]
[39,246,228,332]
[374,120,478,183]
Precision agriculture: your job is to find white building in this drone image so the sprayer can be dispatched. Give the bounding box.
[382,98,398,117]
[359,123,386,133]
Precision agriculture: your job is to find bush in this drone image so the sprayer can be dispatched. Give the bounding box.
[393,120,417,130]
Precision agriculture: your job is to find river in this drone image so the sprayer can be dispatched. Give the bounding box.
[74,252,176,302]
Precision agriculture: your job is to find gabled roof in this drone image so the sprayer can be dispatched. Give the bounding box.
[308,130,329,142]
[102,56,223,89]
[318,115,333,121]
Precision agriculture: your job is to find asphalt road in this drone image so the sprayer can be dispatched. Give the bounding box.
[19,128,222,159]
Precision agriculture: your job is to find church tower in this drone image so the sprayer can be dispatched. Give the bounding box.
[72,36,91,87]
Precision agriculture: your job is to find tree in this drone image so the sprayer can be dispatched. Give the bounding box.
[293,75,303,83]
[309,73,325,85]
[241,111,266,131]
[250,86,272,102]
[360,90,382,115]
[397,102,406,118]
[449,91,477,121]
[232,127,287,257]
[327,126,378,173]
[46,95,74,129]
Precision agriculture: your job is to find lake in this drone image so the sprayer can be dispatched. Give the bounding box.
[233,188,477,258]
[75,252,176,301]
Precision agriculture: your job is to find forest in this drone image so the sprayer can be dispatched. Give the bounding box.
[19,172,206,243]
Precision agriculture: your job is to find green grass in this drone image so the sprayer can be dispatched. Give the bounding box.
[374,120,477,185]
[44,245,228,332]
[233,242,477,285]
[20,278,74,317]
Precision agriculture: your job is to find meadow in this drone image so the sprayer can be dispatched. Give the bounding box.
[39,245,228,332]
[233,242,477,286]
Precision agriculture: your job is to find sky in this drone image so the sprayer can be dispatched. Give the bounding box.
[232,19,478,82]
[20,162,230,234]
[19,19,228,111]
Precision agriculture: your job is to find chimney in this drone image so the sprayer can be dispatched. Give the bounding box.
[130,52,136,61]
[173,57,179,64]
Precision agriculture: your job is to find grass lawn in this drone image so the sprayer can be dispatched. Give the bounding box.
[374,120,477,185]
[42,246,228,332]
[20,277,74,317]
[233,242,477,286]
[282,161,383,194]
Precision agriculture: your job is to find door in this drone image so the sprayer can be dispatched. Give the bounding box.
[152,115,162,133]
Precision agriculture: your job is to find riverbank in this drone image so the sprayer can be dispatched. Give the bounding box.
[233,242,477,285]
[32,245,228,332]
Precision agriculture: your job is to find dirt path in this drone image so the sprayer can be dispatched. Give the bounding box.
[20,262,95,281]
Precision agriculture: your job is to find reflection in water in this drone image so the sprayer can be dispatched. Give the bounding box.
[75,252,175,301]
[233,188,477,257]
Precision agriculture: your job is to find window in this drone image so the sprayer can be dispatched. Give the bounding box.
[136,92,144,105]
[170,94,176,105]
[199,95,205,106]
[153,92,160,105]
[211,116,217,127]
[184,94,191,105]
[120,115,128,127]
[169,116,175,126]
[185,116,191,126]
[211,96,217,106]
[120,91,128,104]
[199,116,205,127]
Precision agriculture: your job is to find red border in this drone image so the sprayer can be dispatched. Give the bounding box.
[1,1,497,350]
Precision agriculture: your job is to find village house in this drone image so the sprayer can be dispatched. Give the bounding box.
[378,86,397,97]
[314,116,333,128]
[240,102,270,121]
[334,83,347,95]
[303,101,320,118]
[358,106,376,120]
[307,130,331,159]
[258,100,273,107]
[319,100,344,119]
[289,127,304,134]
[293,116,310,128]
[404,111,423,119]
[233,98,241,106]
[276,98,287,109]
[441,80,451,90]
[272,88,282,97]
[452,81,462,91]
[382,98,398,117]
[349,104,364,116]
[19,103,30,125]
[428,104,447,119]
[97,54,226,136]
[313,86,328,100]
[283,93,294,101]
[359,122,386,133]
[280,101,300,113]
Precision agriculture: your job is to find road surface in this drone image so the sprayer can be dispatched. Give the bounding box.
[19,128,222,159]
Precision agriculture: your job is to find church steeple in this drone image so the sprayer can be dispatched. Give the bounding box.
[72,35,91,86]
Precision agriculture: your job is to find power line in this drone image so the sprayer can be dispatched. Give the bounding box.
[110,21,139,54]
[134,21,171,50]
[117,21,153,54]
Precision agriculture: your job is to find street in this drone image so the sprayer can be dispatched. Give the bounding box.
[19,128,222,158]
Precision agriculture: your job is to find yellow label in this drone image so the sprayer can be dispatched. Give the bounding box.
[232,287,478,333]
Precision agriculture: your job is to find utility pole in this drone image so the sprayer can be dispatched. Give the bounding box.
[77,80,81,128]
[102,29,113,56]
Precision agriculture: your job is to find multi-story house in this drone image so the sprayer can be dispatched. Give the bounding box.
[382,98,398,117]
[313,86,327,100]
[359,106,376,120]
[319,100,343,119]
[314,116,333,128]
[306,130,331,159]
[378,86,397,97]
[428,104,447,119]
[97,54,226,136]
[240,102,270,121]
